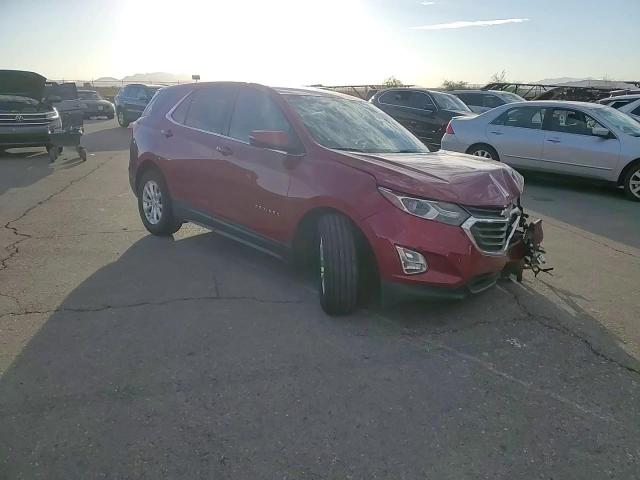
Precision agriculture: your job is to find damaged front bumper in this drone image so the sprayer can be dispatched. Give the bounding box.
[503,213,552,281]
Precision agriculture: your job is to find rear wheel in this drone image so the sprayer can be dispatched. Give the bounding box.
[468,144,499,161]
[623,163,640,201]
[137,169,181,235]
[117,109,130,128]
[317,214,359,315]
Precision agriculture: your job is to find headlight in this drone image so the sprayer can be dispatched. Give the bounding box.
[45,108,59,120]
[378,187,470,226]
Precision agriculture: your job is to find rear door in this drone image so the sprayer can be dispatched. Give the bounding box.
[540,107,621,179]
[224,86,299,242]
[486,106,546,169]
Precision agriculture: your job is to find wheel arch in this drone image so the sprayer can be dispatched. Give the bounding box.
[617,158,640,186]
[135,158,163,194]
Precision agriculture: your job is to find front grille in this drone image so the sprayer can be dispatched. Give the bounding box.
[0,113,50,126]
[464,205,520,254]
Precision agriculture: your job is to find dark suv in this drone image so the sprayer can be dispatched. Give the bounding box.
[370,88,473,150]
[129,82,543,315]
[114,84,162,127]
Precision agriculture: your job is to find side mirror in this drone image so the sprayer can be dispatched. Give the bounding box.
[592,126,611,138]
[249,130,291,151]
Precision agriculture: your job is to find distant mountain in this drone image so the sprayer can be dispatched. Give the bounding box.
[94,76,119,82]
[121,72,191,83]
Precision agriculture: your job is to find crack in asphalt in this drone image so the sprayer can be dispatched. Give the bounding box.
[1,158,112,274]
[502,283,640,376]
[0,294,305,319]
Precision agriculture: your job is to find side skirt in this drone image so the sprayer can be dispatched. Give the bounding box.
[173,201,290,260]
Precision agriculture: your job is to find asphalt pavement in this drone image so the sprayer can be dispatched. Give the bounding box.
[1,119,639,479]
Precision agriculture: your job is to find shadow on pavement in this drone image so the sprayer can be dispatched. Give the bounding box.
[0,149,52,196]
[1,231,638,478]
[82,126,130,153]
[520,170,640,248]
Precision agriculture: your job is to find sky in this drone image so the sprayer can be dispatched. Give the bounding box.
[1,0,638,87]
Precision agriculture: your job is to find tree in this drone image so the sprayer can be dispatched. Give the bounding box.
[490,70,507,84]
[383,76,403,87]
[441,79,468,91]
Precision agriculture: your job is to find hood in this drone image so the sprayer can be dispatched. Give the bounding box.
[0,70,46,100]
[345,150,524,207]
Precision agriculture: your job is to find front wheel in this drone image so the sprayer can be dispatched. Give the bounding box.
[317,214,359,315]
[623,164,640,201]
[468,144,499,161]
[117,109,130,128]
[137,169,182,235]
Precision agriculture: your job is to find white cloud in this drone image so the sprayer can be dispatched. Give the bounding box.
[421,1,436,5]
[411,18,529,30]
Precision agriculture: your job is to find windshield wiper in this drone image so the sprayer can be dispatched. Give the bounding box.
[333,147,367,153]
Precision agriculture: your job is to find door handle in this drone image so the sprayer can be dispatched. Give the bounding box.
[546,138,561,143]
[216,145,233,156]
[161,129,173,138]
[490,131,504,135]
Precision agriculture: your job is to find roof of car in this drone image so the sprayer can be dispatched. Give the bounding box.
[125,83,165,89]
[602,94,640,101]
[498,100,611,110]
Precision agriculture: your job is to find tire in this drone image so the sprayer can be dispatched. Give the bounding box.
[623,163,640,201]
[117,109,130,128]
[317,214,359,315]
[467,144,500,161]
[137,169,182,236]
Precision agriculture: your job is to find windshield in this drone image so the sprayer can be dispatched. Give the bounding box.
[79,91,101,100]
[0,95,48,113]
[284,94,429,154]
[595,106,640,137]
[430,91,470,112]
[497,91,525,103]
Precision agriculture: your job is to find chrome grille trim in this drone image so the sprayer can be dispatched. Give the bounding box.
[461,205,521,256]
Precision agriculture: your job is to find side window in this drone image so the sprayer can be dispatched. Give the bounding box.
[184,86,236,134]
[380,90,412,108]
[544,108,604,136]
[409,92,435,110]
[483,95,504,109]
[492,107,545,129]
[228,88,293,143]
[465,93,484,106]
[610,100,632,109]
[455,93,471,104]
[170,94,192,124]
[631,105,640,116]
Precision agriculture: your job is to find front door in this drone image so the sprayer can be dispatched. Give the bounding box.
[540,107,621,179]
[223,86,298,243]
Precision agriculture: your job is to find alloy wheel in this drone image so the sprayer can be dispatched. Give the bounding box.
[142,180,163,225]
[630,170,640,199]
[472,149,494,159]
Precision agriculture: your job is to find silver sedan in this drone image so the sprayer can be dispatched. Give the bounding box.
[441,101,640,201]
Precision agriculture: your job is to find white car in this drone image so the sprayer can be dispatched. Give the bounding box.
[441,101,640,201]
[599,95,640,122]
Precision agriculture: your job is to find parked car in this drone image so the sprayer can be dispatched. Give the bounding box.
[0,70,62,155]
[441,101,640,201]
[78,89,115,119]
[129,82,542,315]
[450,90,525,114]
[114,84,162,127]
[369,88,473,150]
[599,95,640,122]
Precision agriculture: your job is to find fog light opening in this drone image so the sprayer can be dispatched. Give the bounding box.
[395,246,428,275]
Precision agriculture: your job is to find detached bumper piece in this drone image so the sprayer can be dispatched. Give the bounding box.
[504,215,553,281]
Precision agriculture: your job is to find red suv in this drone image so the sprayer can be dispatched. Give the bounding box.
[129,82,540,315]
